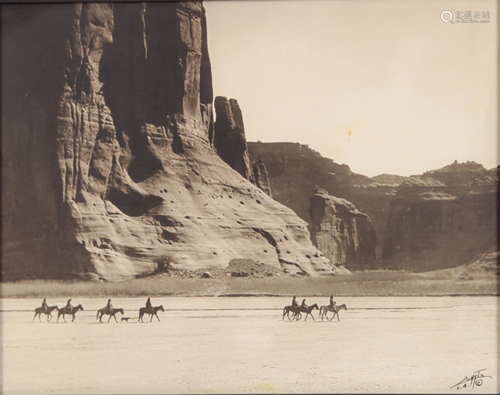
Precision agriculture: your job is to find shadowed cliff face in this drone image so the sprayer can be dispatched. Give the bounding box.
[213,96,254,182]
[2,2,333,280]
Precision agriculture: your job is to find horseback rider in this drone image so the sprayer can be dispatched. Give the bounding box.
[65,298,73,312]
[291,296,298,307]
[145,297,152,313]
[106,298,113,313]
[301,299,307,309]
[329,294,336,308]
[41,298,49,312]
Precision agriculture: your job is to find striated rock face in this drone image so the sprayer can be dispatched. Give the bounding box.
[213,96,254,182]
[2,2,333,280]
[382,163,498,271]
[310,188,376,270]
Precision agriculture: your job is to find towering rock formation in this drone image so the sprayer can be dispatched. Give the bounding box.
[382,162,497,271]
[310,188,376,270]
[213,96,254,182]
[1,2,333,280]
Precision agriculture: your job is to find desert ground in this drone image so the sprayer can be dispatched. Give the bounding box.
[1,296,498,394]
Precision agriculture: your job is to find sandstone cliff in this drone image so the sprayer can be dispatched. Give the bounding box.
[1,2,333,280]
[382,162,497,271]
[310,188,377,270]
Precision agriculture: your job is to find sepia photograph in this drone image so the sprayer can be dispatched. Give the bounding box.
[1,0,498,393]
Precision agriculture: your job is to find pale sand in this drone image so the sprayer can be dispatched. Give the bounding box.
[1,296,498,394]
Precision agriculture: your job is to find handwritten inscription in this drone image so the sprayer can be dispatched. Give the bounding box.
[450,369,492,390]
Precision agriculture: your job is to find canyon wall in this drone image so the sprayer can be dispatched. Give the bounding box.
[1,2,333,280]
[248,143,497,272]
[382,162,498,271]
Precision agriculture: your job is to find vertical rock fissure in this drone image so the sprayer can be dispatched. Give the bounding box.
[141,2,147,59]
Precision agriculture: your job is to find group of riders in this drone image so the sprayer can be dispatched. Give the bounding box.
[291,294,336,310]
[40,297,153,312]
[38,297,155,319]
[283,294,342,321]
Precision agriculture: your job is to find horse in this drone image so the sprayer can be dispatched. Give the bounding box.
[57,304,84,322]
[319,304,337,321]
[138,305,164,322]
[329,304,348,321]
[295,303,319,321]
[282,305,302,320]
[96,307,124,323]
[33,305,59,322]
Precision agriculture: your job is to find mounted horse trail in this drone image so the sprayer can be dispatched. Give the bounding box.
[31,300,349,323]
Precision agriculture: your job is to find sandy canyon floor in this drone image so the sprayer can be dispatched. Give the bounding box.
[1,296,498,394]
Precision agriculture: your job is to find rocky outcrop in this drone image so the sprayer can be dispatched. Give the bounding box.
[310,188,376,270]
[213,96,254,182]
[2,2,334,281]
[247,142,393,258]
[382,163,497,271]
[252,161,272,196]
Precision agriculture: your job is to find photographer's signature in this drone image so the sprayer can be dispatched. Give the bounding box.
[451,369,492,390]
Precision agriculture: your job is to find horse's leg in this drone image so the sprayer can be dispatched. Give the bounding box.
[72,314,76,322]
[156,314,161,322]
[33,313,38,322]
[309,312,315,321]
[113,314,118,323]
[108,314,112,323]
[47,313,52,322]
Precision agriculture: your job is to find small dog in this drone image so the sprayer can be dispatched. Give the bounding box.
[121,317,131,323]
